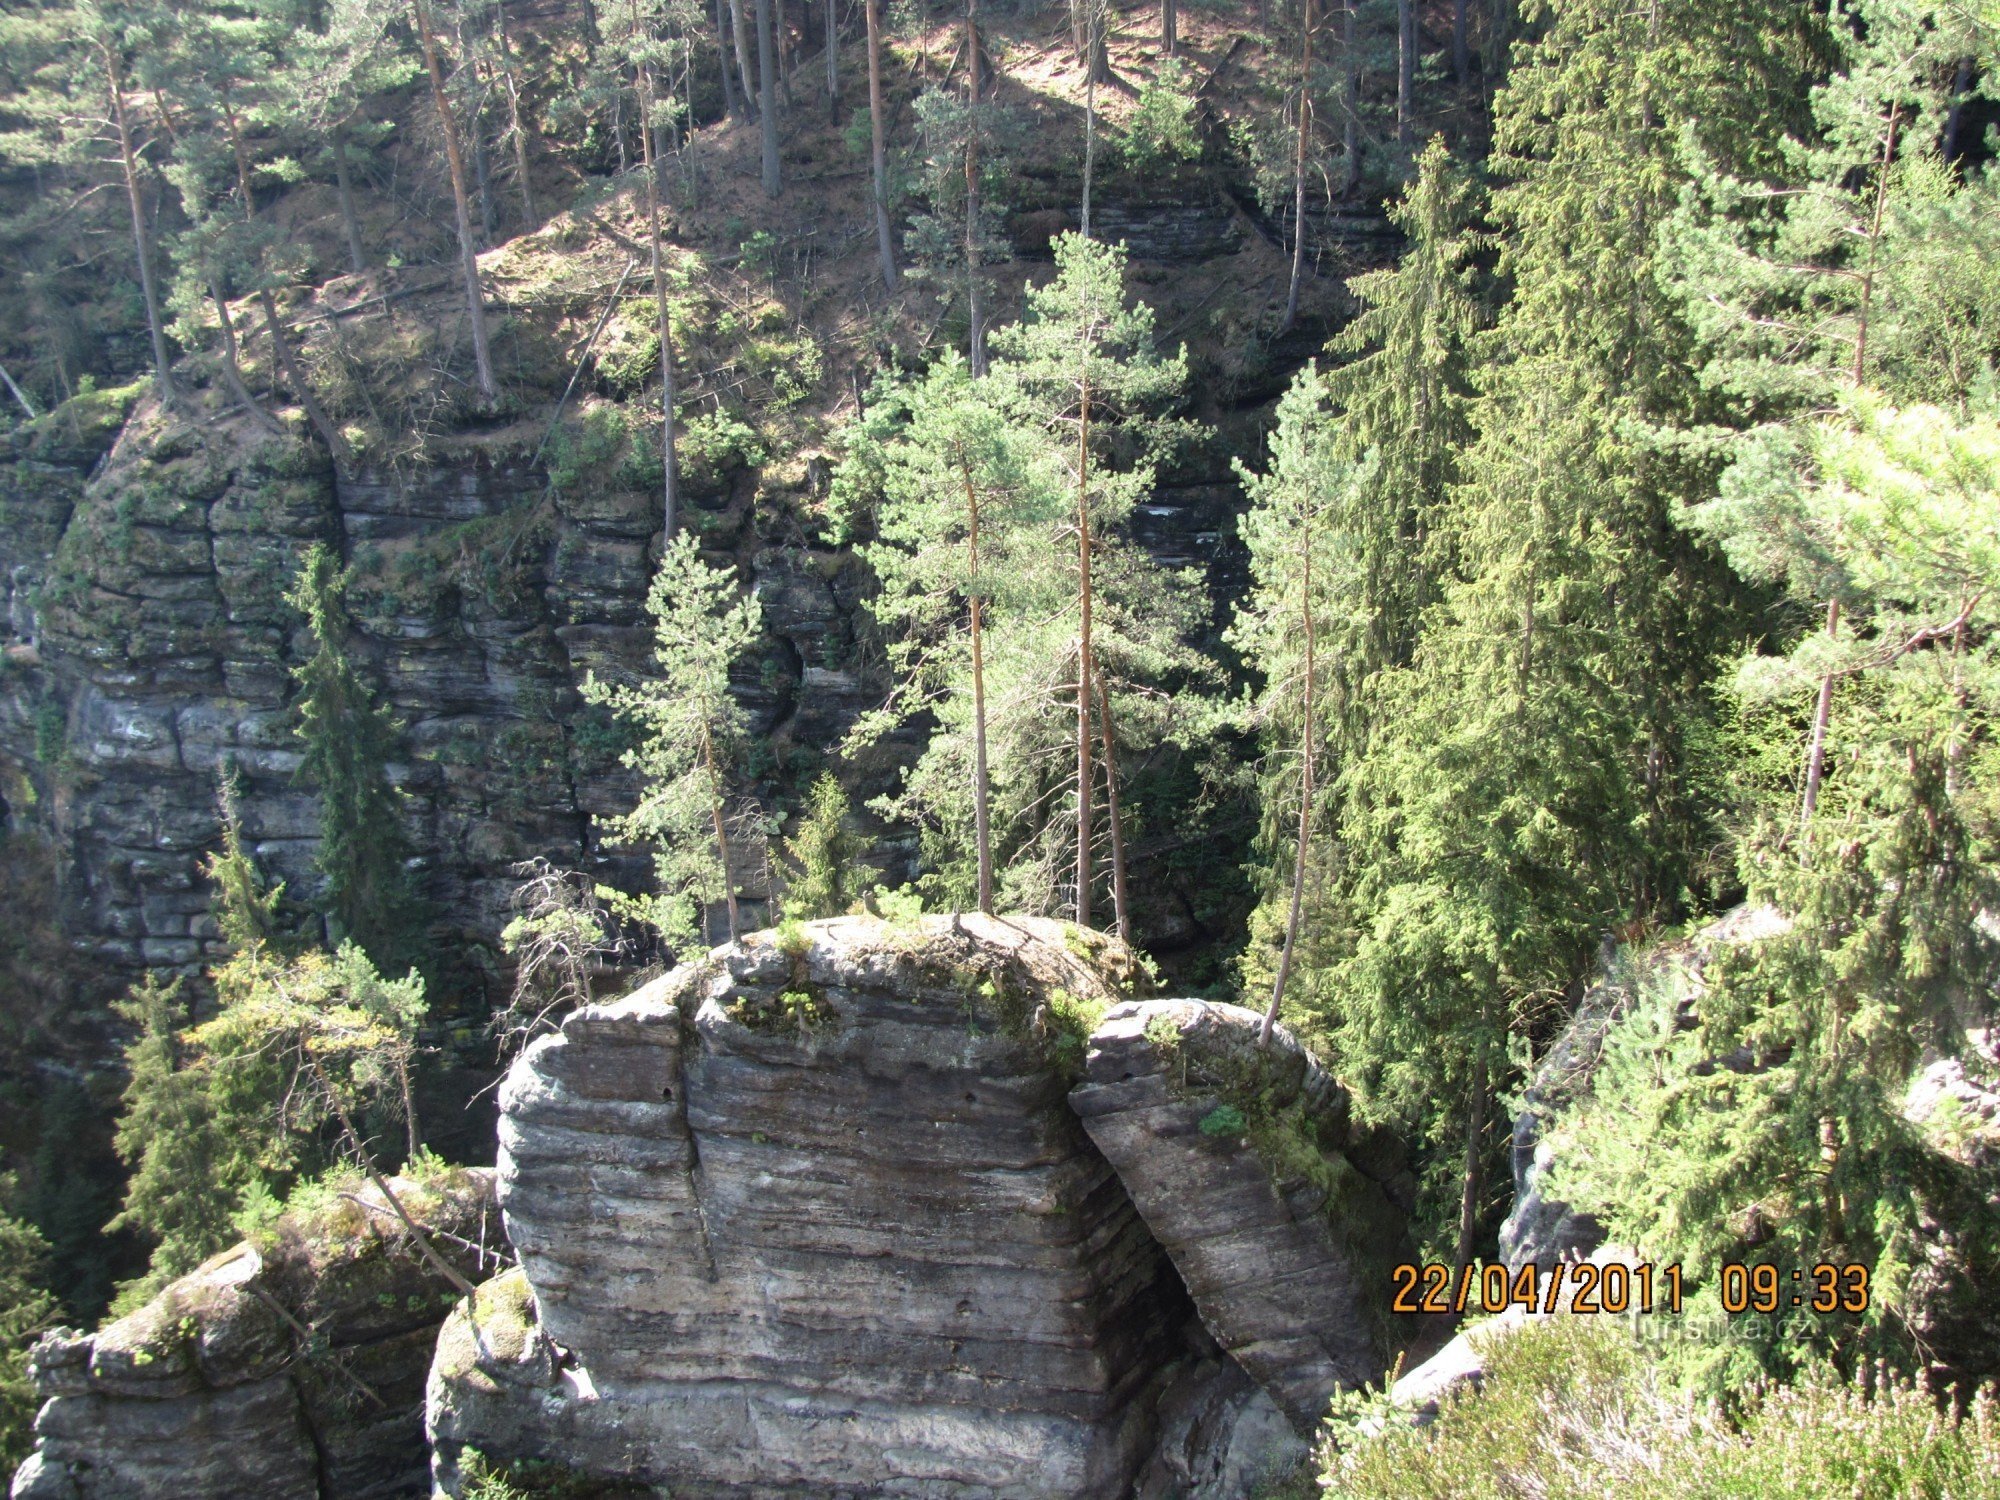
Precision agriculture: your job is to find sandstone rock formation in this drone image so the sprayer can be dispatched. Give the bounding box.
[431,917,1414,1497]
[1071,999,1413,1434]
[12,1168,505,1500]
[431,914,1188,1498]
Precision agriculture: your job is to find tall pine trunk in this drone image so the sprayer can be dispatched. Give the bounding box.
[959,455,994,914]
[210,283,284,436]
[414,0,499,401]
[1396,0,1413,143]
[1261,539,1313,1045]
[1098,680,1129,944]
[1282,0,1312,333]
[1453,0,1469,85]
[866,0,897,288]
[1074,372,1095,929]
[1162,0,1175,56]
[331,126,368,274]
[1454,1042,1491,1275]
[754,0,782,195]
[103,46,175,400]
[717,0,743,118]
[497,2,536,226]
[1081,47,1096,238]
[729,0,759,119]
[637,64,681,540]
[700,718,741,941]
[964,0,985,375]
[223,97,352,465]
[1799,599,1839,837]
[1342,0,1359,191]
[825,0,839,122]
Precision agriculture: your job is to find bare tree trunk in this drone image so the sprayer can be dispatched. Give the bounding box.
[211,283,284,436]
[103,46,175,401]
[1261,539,1313,1046]
[414,0,500,401]
[959,454,994,914]
[729,0,760,119]
[1799,598,1839,839]
[825,0,840,122]
[1342,0,1358,191]
[964,0,985,375]
[496,1,537,226]
[1162,0,1175,57]
[700,719,741,941]
[1098,679,1129,945]
[1453,1043,1490,1276]
[221,96,352,464]
[1081,45,1096,239]
[776,0,791,97]
[1282,0,1312,333]
[331,126,368,274]
[867,0,897,287]
[1074,372,1094,929]
[0,360,36,420]
[717,0,743,118]
[310,1052,475,1299]
[1453,0,1468,85]
[1396,0,1413,144]
[638,63,681,540]
[754,0,782,195]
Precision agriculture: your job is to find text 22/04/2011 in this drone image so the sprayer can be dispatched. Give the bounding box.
[1390,1261,1872,1317]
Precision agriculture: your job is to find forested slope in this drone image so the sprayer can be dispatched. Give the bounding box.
[0,0,1998,1489]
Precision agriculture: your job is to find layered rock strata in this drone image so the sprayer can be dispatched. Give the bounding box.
[12,1168,505,1500]
[1070,999,1414,1434]
[432,916,1187,1497]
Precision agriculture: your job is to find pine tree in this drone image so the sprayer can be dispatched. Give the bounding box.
[585,531,764,950]
[984,233,1201,932]
[287,544,425,971]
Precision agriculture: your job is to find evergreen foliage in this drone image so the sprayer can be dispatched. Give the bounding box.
[584,531,764,951]
[781,773,868,919]
[287,543,426,972]
[0,1182,57,1474]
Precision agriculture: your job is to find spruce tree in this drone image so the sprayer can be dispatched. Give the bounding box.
[1316,0,1825,1263]
[0,1184,57,1473]
[287,544,424,971]
[781,773,868,919]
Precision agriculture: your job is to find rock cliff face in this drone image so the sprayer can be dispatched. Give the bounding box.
[1072,1000,1413,1433]
[11,1169,505,1500]
[429,917,1415,1497]
[432,915,1187,1497]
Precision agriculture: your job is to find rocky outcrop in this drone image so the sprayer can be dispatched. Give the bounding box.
[1070,999,1413,1435]
[12,1168,505,1500]
[431,917,1408,1497]
[1497,907,1792,1271]
[431,915,1189,1497]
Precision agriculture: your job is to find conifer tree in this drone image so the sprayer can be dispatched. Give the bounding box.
[0,1185,57,1473]
[412,0,499,401]
[781,773,869,919]
[586,532,763,950]
[864,0,897,288]
[988,234,1193,930]
[1315,0,1824,1263]
[287,544,424,971]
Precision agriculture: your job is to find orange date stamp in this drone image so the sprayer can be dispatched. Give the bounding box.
[1390,1260,1871,1317]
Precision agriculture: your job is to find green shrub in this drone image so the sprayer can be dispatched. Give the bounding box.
[1124,58,1203,175]
[1326,1316,2000,1500]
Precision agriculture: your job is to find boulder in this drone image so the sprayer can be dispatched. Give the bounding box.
[12,1168,505,1500]
[432,915,1193,1498]
[1069,1000,1414,1436]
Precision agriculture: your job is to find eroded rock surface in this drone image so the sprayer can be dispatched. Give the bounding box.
[431,915,1190,1498]
[1069,1000,1414,1437]
[12,1169,505,1500]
